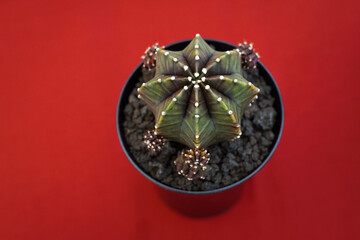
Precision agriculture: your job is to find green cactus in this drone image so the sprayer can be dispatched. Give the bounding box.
[138,34,260,179]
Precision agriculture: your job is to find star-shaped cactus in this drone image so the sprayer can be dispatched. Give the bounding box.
[138,34,259,150]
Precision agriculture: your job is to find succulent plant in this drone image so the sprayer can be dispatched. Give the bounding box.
[141,43,164,82]
[138,34,260,180]
[174,148,210,180]
[141,43,163,71]
[238,42,260,70]
[143,130,165,152]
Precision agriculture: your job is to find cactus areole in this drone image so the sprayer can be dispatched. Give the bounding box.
[138,34,260,180]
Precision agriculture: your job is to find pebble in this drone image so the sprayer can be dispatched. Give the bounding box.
[253,107,277,130]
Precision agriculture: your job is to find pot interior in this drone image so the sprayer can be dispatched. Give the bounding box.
[117,39,284,194]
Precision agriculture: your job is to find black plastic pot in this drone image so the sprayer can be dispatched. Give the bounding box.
[117,39,284,217]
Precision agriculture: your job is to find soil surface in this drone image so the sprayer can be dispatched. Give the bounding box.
[122,68,277,191]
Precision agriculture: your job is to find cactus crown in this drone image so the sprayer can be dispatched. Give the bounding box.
[138,34,259,151]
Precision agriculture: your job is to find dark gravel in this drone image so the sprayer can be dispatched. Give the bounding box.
[122,67,277,191]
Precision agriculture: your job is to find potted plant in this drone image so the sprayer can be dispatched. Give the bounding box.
[117,34,284,217]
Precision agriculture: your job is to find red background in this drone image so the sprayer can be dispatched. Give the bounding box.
[1,0,359,239]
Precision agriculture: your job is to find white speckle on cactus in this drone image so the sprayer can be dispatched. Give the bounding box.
[234,79,238,83]
[217,97,222,102]
[187,76,192,81]
[171,76,175,80]
[196,33,200,37]
[137,88,140,92]
[137,94,141,99]
[161,111,166,116]
[157,78,162,83]
[195,44,199,49]
[255,95,258,99]
[194,72,199,77]
[248,82,252,86]
[142,83,146,86]
[173,98,177,102]
[155,125,158,128]
[173,58,178,62]
[195,55,200,60]
[201,77,206,82]
[192,81,196,84]
[164,51,169,56]
[205,85,210,90]
[202,68,207,74]
[236,48,240,52]
[196,135,199,139]
[195,114,199,118]
[183,65,189,71]
[197,80,201,83]
[194,84,199,88]
[183,85,188,90]
[220,75,224,80]
[226,51,230,54]
[228,110,233,114]
[195,102,199,107]
[216,58,220,62]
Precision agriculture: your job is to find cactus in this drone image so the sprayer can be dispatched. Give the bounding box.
[174,148,210,180]
[138,34,260,179]
[141,43,164,82]
[238,42,260,70]
[143,130,165,152]
[141,43,163,71]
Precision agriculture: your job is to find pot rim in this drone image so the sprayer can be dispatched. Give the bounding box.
[116,38,284,195]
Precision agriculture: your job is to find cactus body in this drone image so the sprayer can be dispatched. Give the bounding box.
[141,43,162,70]
[143,130,165,152]
[174,148,210,180]
[138,35,259,150]
[238,42,260,70]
